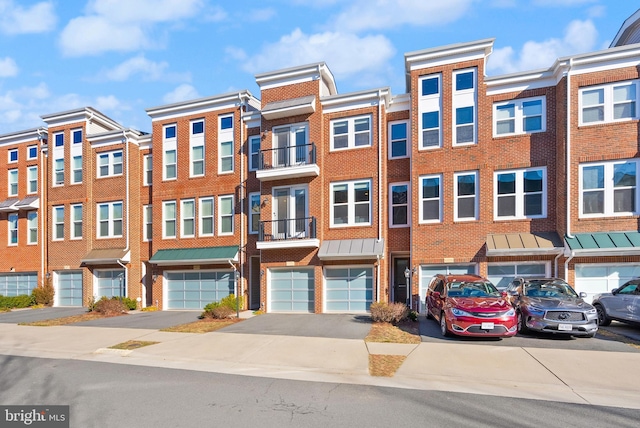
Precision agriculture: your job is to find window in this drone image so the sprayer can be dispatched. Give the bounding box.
[8,213,17,245]
[249,193,260,234]
[163,125,177,180]
[181,199,195,238]
[455,171,478,221]
[54,158,64,186]
[71,204,82,239]
[272,124,308,167]
[53,206,64,240]
[495,168,546,219]
[27,212,37,244]
[580,80,639,125]
[419,74,441,149]
[97,151,123,178]
[249,136,261,171]
[71,155,82,184]
[163,201,176,238]
[54,133,64,147]
[331,180,371,226]
[390,183,409,227]
[419,175,442,223]
[494,97,545,136]
[190,120,204,177]
[164,149,176,180]
[143,155,152,186]
[27,145,37,160]
[389,121,409,159]
[488,263,547,290]
[165,125,176,139]
[421,111,440,148]
[199,197,214,237]
[453,68,477,145]
[97,201,123,238]
[218,195,234,235]
[219,141,233,173]
[73,129,82,144]
[220,116,233,130]
[219,115,234,173]
[331,116,372,150]
[8,149,17,163]
[27,167,37,194]
[143,205,152,241]
[8,170,18,196]
[580,159,639,217]
[421,76,439,96]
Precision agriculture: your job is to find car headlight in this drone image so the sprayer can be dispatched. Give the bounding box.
[586,307,597,315]
[505,308,515,317]
[451,308,471,317]
[527,305,545,316]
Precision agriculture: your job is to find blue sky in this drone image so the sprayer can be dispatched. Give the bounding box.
[0,0,637,135]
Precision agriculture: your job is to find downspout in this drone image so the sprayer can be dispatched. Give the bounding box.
[37,129,47,291]
[238,93,246,311]
[119,130,130,297]
[377,90,383,304]
[566,58,574,240]
[554,251,562,277]
[229,259,239,318]
[564,251,575,283]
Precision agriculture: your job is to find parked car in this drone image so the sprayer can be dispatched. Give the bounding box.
[425,274,517,338]
[592,279,640,326]
[505,277,598,337]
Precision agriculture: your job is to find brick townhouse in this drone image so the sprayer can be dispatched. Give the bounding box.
[2,12,640,312]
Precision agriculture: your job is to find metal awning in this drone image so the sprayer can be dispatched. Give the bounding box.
[486,232,563,256]
[0,198,19,212]
[318,238,384,261]
[565,232,640,256]
[81,248,130,265]
[262,95,315,120]
[15,196,39,210]
[149,246,239,266]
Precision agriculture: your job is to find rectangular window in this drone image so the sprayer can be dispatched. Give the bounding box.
[249,136,261,171]
[199,197,214,237]
[390,183,409,227]
[97,150,123,178]
[272,124,308,167]
[8,170,18,196]
[8,149,17,163]
[580,159,638,217]
[455,171,478,221]
[495,168,546,219]
[54,133,64,147]
[143,205,152,241]
[53,206,64,240]
[389,121,409,159]
[163,124,177,180]
[419,175,442,223]
[143,154,152,186]
[73,129,82,144]
[54,158,64,186]
[219,115,234,173]
[331,115,372,150]
[218,195,234,235]
[419,74,441,149]
[249,193,261,234]
[421,111,440,148]
[27,145,37,160]
[455,106,475,144]
[494,97,545,136]
[163,201,176,238]
[27,167,37,194]
[453,68,477,145]
[8,213,17,245]
[71,204,83,239]
[181,199,195,238]
[330,180,371,226]
[580,81,639,124]
[97,201,123,238]
[219,141,233,173]
[71,155,82,184]
[487,263,547,290]
[165,125,176,139]
[164,149,176,179]
[421,76,440,96]
[27,212,37,244]
[190,120,205,177]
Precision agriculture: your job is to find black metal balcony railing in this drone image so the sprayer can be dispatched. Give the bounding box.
[259,217,317,242]
[259,143,316,170]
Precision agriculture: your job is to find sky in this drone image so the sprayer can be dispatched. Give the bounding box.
[0,0,638,135]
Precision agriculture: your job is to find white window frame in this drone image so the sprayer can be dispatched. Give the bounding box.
[53,158,64,186]
[71,155,82,184]
[388,120,409,159]
[579,159,639,218]
[143,154,152,186]
[71,203,83,239]
[27,145,37,160]
[163,124,177,181]
[27,211,37,245]
[163,200,177,239]
[97,201,123,239]
[249,135,261,171]
[249,192,261,234]
[53,206,64,241]
[330,115,372,151]
[454,171,478,221]
[8,148,18,163]
[199,197,214,237]
[72,129,82,144]
[8,213,17,246]
[27,166,37,194]
[97,150,123,178]
[494,167,547,220]
[190,119,205,177]
[493,96,546,136]
[8,169,18,196]
[218,114,234,174]
[419,174,442,224]
[143,205,152,242]
[218,195,234,235]
[330,179,372,227]
[181,199,196,238]
[389,182,410,228]
[54,132,64,147]
[453,68,477,146]
[579,80,639,125]
[419,73,442,150]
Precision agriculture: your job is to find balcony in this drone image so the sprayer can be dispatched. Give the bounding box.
[256,143,320,181]
[257,217,319,250]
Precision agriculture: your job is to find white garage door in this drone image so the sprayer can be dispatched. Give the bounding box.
[419,264,476,312]
[270,268,314,312]
[0,273,37,297]
[325,267,373,313]
[57,271,83,307]
[166,270,235,310]
[575,264,640,304]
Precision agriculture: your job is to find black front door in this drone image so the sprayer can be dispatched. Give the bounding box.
[393,258,409,304]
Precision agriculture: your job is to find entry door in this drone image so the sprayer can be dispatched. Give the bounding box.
[273,187,307,239]
[393,258,409,304]
[250,256,260,310]
[274,125,307,167]
[274,128,289,167]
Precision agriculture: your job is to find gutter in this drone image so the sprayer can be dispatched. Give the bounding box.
[120,131,130,298]
[566,58,574,240]
[238,93,246,311]
[377,90,383,304]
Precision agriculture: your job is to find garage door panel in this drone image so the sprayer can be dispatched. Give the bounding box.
[292,290,313,300]
[325,267,373,313]
[292,301,314,312]
[166,270,234,310]
[327,290,348,300]
[56,271,82,307]
[575,264,640,304]
[269,268,315,313]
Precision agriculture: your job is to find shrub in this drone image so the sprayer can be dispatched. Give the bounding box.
[32,279,55,307]
[220,294,244,311]
[93,296,127,316]
[211,305,234,319]
[0,294,34,309]
[370,302,409,325]
[119,297,138,311]
[408,310,418,322]
[201,294,244,319]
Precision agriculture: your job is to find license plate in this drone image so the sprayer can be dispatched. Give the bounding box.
[481,322,495,330]
[558,324,572,331]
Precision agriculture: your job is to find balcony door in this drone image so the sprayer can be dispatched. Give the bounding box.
[274,125,308,168]
[273,186,308,239]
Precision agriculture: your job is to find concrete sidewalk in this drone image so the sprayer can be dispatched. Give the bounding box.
[1,320,639,410]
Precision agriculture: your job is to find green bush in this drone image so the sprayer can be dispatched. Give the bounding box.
[370,302,409,324]
[32,279,55,306]
[92,296,127,316]
[201,294,244,319]
[0,294,34,309]
[119,296,138,310]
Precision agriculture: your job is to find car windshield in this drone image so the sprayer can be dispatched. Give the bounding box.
[447,281,501,297]
[523,280,578,298]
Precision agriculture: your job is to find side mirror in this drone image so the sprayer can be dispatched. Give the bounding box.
[432,291,441,300]
[579,291,587,298]
[611,287,619,295]
[500,291,507,298]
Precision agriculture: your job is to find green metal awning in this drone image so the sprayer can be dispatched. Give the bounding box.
[565,232,640,256]
[149,246,239,266]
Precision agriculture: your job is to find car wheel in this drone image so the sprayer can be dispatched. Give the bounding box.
[595,304,611,326]
[517,311,529,334]
[440,312,451,337]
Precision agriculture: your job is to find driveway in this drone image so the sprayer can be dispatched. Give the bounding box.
[71,310,202,329]
[0,307,87,324]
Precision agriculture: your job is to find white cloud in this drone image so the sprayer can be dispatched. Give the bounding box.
[101,55,190,82]
[163,84,200,104]
[0,0,56,35]
[59,16,151,57]
[95,95,126,111]
[242,29,395,82]
[247,8,276,22]
[533,0,597,6]
[487,19,598,74]
[0,57,18,77]
[86,0,204,24]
